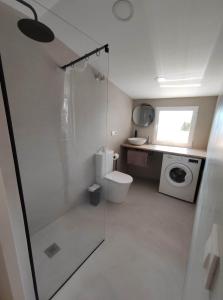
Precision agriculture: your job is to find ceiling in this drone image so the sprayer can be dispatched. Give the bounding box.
[2,0,223,99]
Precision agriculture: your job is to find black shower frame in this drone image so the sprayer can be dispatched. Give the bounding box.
[0,47,107,300]
[61,43,109,69]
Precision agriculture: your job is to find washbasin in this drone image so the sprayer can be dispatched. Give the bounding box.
[128,137,147,146]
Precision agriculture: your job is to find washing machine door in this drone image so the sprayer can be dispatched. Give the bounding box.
[165,163,193,187]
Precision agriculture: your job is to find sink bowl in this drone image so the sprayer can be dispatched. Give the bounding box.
[128,137,147,146]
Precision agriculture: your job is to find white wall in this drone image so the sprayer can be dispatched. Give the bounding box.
[183,96,223,300]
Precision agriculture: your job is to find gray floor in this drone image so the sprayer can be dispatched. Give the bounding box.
[54,179,195,300]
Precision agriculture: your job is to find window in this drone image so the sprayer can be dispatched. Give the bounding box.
[153,106,198,147]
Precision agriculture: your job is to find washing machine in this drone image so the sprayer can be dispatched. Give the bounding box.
[159,154,202,202]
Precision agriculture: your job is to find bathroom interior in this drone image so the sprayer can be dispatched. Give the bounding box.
[0,1,223,300]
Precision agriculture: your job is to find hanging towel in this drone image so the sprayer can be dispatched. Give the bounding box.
[127,150,148,167]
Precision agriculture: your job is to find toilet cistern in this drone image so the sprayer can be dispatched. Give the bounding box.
[95,148,133,203]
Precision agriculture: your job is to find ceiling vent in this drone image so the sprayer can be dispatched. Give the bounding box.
[112,0,134,21]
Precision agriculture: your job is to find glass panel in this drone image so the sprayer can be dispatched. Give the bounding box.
[1,3,108,300]
[169,167,186,183]
[30,53,108,300]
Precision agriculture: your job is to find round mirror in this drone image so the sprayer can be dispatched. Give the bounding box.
[132,104,155,127]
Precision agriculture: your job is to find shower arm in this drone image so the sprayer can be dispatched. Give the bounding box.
[15,0,38,21]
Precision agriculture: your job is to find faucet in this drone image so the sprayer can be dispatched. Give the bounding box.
[134,129,138,137]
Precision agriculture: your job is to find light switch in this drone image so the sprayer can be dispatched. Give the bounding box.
[111,130,118,136]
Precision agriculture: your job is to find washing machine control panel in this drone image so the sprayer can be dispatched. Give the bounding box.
[188,158,199,164]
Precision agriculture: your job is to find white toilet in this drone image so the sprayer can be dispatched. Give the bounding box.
[95,148,133,203]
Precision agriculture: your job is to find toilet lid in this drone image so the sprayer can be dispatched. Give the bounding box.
[105,171,133,184]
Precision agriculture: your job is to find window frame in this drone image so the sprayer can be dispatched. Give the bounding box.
[153,106,199,148]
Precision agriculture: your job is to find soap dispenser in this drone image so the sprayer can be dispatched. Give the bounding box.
[134,129,138,137]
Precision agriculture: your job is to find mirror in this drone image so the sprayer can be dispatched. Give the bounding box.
[132,104,155,127]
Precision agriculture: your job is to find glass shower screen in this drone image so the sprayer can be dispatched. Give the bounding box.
[1,5,109,300]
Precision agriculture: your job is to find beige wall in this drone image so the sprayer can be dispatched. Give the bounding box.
[107,81,132,153]
[133,96,217,150]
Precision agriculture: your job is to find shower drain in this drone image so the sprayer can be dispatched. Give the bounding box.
[44,243,61,258]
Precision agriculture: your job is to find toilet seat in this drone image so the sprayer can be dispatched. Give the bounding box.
[105,171,133,184]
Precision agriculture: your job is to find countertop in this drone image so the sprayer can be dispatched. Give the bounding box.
[122,143,207,159]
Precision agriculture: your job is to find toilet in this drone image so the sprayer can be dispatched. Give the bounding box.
[95,148,133,203]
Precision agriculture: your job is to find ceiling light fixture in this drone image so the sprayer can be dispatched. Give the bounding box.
[160,83,201,88]
[156,76,203,83]
[156,77,166,83]
[112,0,134,21]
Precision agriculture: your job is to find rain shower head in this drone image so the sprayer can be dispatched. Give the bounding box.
[17,19,54,42]
[16,0,55,43]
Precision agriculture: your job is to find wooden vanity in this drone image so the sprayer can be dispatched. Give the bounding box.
[121,143,206,185]
[122,143,207,159]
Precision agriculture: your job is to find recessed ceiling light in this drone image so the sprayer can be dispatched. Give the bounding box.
[156,77,166,83]
[160,83,201,88]
[156,76,202,83]
[112,0,134,21]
